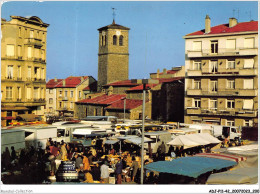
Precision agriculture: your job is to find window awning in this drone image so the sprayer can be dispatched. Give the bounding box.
[1,106,29,111]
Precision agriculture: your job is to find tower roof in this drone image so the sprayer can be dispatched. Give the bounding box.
[98,21,130,31]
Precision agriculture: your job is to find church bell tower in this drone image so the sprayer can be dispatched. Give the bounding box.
[97,19,130,89]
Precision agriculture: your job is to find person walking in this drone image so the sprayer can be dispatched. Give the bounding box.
[83,153,90,171]
[60,143,67,161]
[115,158,123,184]
[131,156,139,182]
[100,160,109,184]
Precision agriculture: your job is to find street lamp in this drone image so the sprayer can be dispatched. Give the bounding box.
[131,78,159,184]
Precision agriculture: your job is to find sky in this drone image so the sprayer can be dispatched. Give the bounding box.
[1,1,258,81]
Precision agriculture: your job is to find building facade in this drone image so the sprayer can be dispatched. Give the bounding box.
[46,76,97,117]
[1,16,49,126]
[184,16,258,127]
[97,20,130,89]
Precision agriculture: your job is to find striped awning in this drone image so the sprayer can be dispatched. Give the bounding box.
[195,153,246,163]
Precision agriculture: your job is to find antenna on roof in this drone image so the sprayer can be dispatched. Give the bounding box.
[237,9,240,21]
[112,8,116,24]
[232,9,235,17]
[246,11,252,21]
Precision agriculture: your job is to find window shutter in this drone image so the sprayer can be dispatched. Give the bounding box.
[244,59,254,68]
[193,41,202,51]
[226,39,235,49]
[243,79,254,89]
[244,38,254,48]
[243,99,253,110]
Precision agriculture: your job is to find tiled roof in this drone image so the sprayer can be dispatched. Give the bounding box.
[83,86,90,91]
[186,21,258,36]
[77,94,126,105]
[127,84,159,91]
[98,21,130,31]
[150,70,178,75]
[106,99,144,110]
[55,76,88,88]
[46,79,63,89]
[105,80,139,87]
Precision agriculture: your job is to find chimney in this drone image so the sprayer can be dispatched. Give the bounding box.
[54,77,57,82]
[205,15,211,34]
[156,69,160,78]
[81,76,84,83]
[62,80,65,87]
[229,17,237,28]
[163,68,167,75]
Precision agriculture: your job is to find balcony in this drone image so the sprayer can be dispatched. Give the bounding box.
[201,90,239,96]
[17,98,22,102]
[62,97,68,101]
[186,89,202,96]
[186,107,257,118]
[187,70,202,77]
[239,89,257,96]
[34,58,42,62]
[239,68,258,76]
[25,38,43,48]
[17,56,23,60]
[187,47,258,58]
[33,98,45,102]
[17,77,22,81]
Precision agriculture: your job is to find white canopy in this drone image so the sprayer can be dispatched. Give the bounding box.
[167,133,221,149]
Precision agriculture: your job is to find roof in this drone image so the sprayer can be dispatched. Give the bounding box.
[144,157,237,178]
[83,86,90,91]
[46,79,63,89]
[10,15,49,27]
[186,20,258,37]
[150,70,179,75]
[127,84,159,91]
[104,80,139,87]
[77,94,126,105]
[106,99,144,110]
[195,153,246,163]
[98,20,130,31]
[55,76,88,88]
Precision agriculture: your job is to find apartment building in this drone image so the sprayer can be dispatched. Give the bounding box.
[1,16,49,126]
[46,76,97,117]
[184,15,258,127]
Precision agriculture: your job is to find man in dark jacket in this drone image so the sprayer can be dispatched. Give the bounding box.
[115,158,123,184]
[157,141,166,161]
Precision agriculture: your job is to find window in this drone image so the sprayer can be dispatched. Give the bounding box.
[227,79,235,89]
[6,87,12,99]
[34,67,40,79]
[34,87,39,99]
[210,80,218,92]
[193,41,202,51]
[119,35,123,46]
[193,61,201,70]
[41,88,44,99]
[210,61,218,73]
[49,98,53,104]
[244,59,254,68]
[41,49,45,60]
[102,35,106,46]
[19,27,22,37]
[70,102,74,109]
[243,99,253,110]
[49,89,53,94]
[59,90,62,97]
[79,91,82,98]
[17,87,21,99]
[227,60,235,69]
[30,30,34,38]
[6,45,15,56]
[7,65,13,79]
[227,99,235,109]
[59,102,62,108]
[113,35,117,45]
[244,120,253,127]
[65,91,68,97]
[243,79,253,89]
[27,47,32,58]
[194,98,201,108]
[226,39,236,50]
[193,80,201,89]
[28,66,31,79]
[244,38,254,48]
[41,68,45,79]
[227,120,235,126]
[49,107,53,112]
[210,99,217,110]
[17,66,21,79]
[18,45,22,57]
[26,87,31,99]
[70,91,73,97]
[211,40,218,53]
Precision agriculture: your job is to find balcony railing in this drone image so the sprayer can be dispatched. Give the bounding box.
[18,56,23,60]
[63,97,68,101]
[25,38,43,48]
[187,88,256,97]
[186,107,258,117]
[17,77,22,81]
[17,98,22,102]
[187,47,258,58]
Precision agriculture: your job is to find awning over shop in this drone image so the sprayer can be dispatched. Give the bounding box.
[116,135,139,140]
[124,137,153,145]
[1,116,16,120]
[195,153,246,163]
[144,156,237,178]
[167,133,221,149]
[1,106,29,111]
[16,114,39,121]
[104,139,119,145]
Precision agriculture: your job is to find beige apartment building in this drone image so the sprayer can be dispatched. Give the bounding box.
[46,76,97,117]
[1,16,49,126]
[184,16,258,127]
